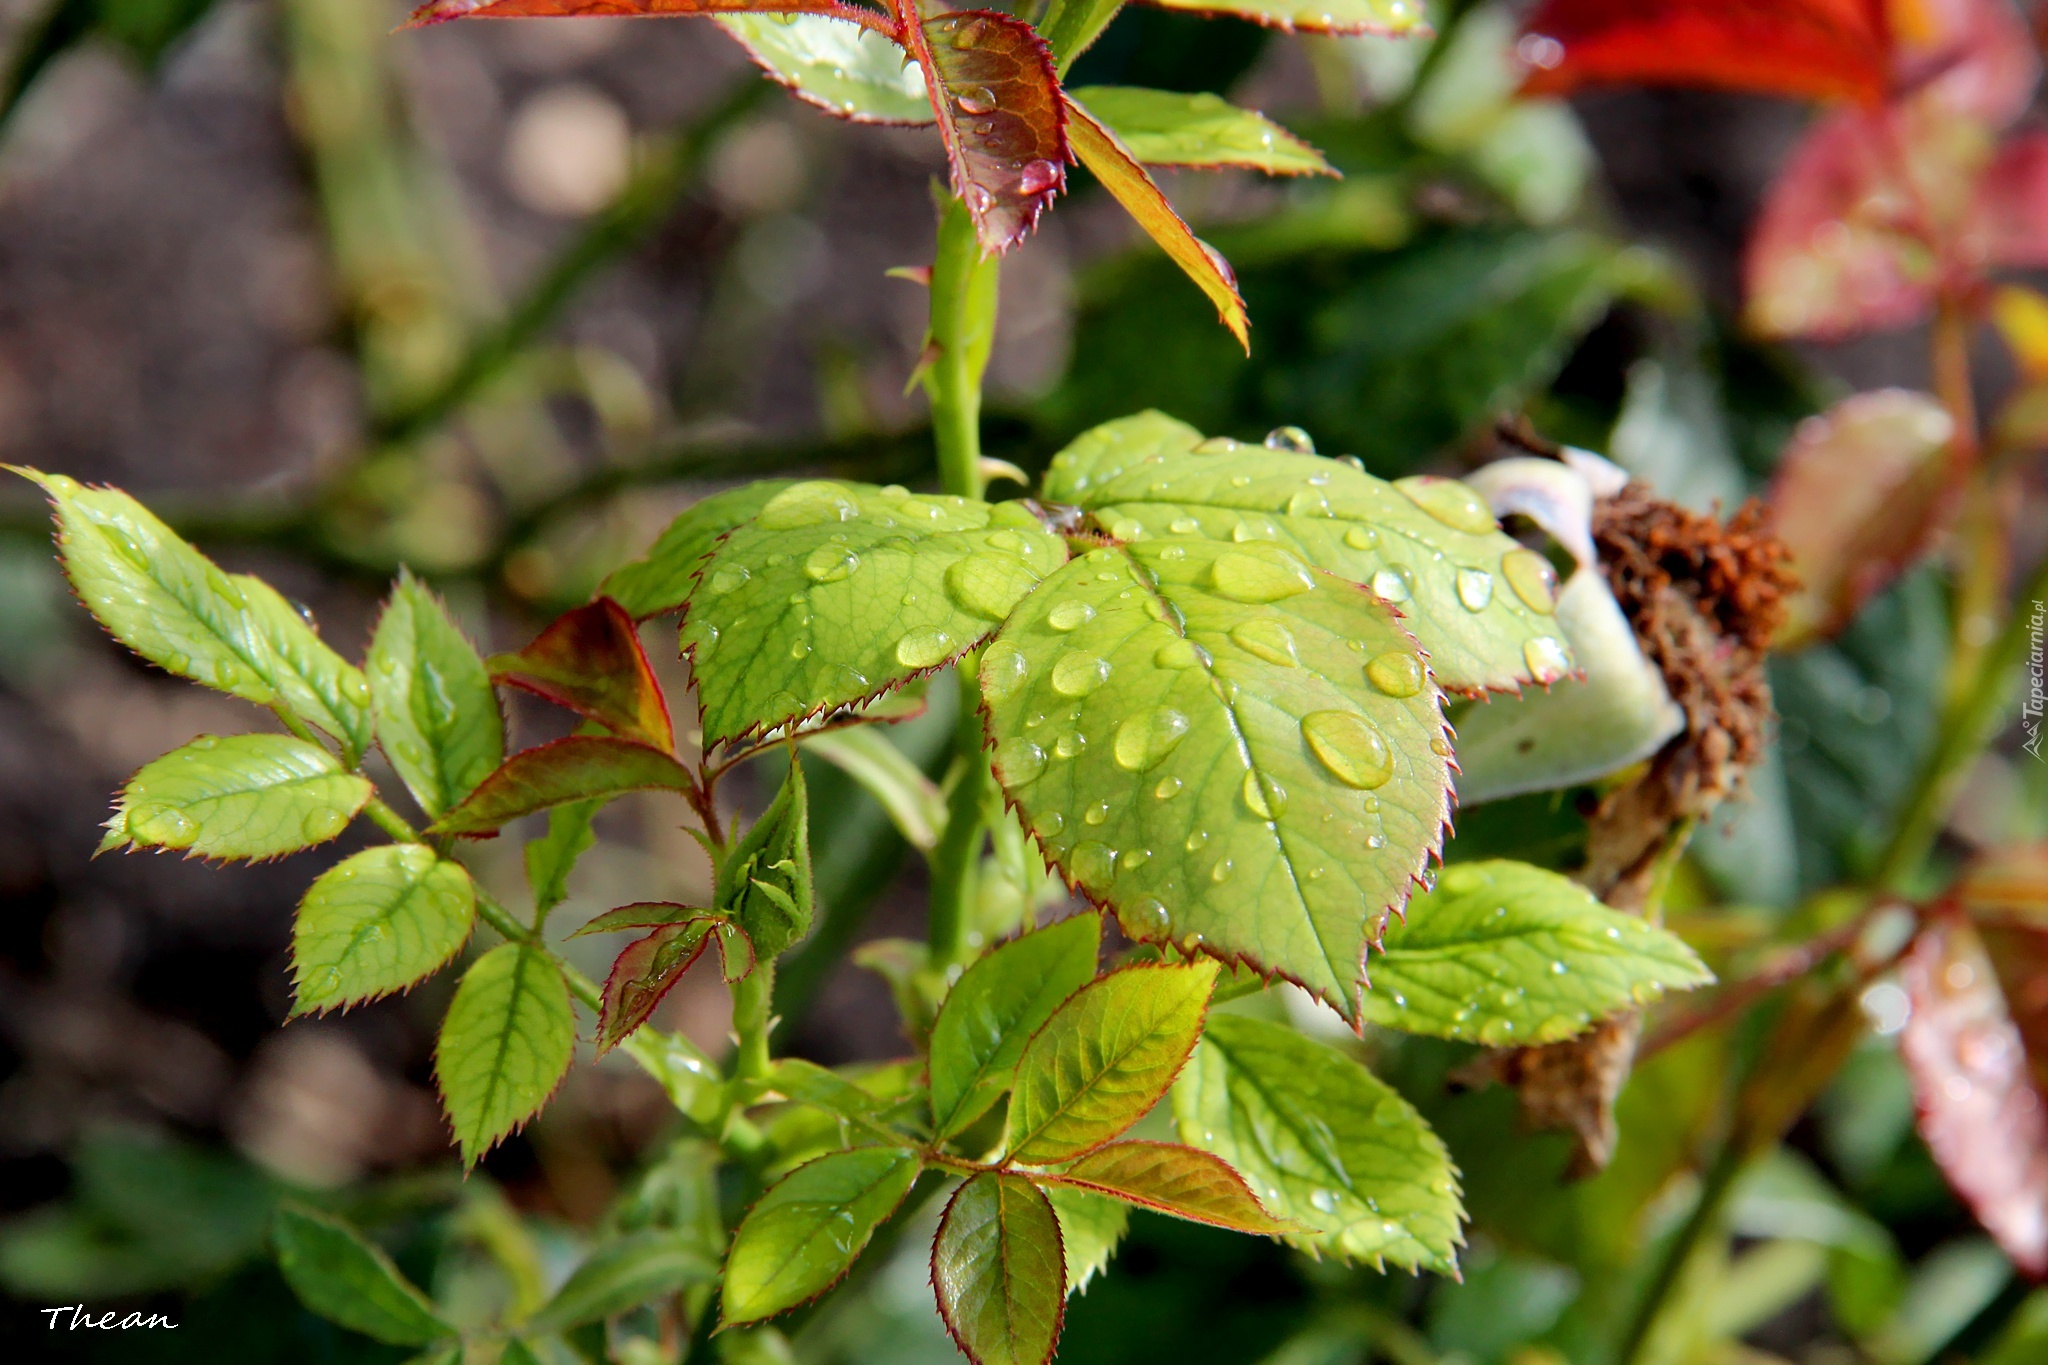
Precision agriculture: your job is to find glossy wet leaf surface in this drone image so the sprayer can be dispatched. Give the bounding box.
[430,736,693,835]
[272,1203,450,1347]
[1006,959,1217,1165]
[292,845,476,1015]
[929,911,1102,1139]
[1041,411,1572,695]
[981,533,1452,1021]
[1064,98,1248,350]
[933,1173,1066,1365]
[103,734,371,861]
[1070,86,1332,176]
[1174,1013,1462,1271]
[25,470,372,758]
[601,480,794,620]
[369,570,503,818]
[719,14,931,124]
[491,597,673,749]
[908,10,1067,254]
[435,942,576,1166]
[1361,860,1711,1045]
[683,481,1066,744]
[1048,1140,1294,1234]
[721,1146,921,1326]
[1143,0,1430,33]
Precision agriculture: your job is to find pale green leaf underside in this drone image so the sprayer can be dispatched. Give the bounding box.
[929,911,1102,1139]
[721,1146,921,1326]
[292,845,476,1015]
[435,943,576,1166]
[1040,412,1573,695]
[1071,86,1333,176]
[934,1174,1066,1365]
[1363,859,1714,1045]
[601,481,794,620]
[684,482,1068,744]
[29,472,372,756]
[1044,1183,1129,1295]
[104,734,371,860]
[368,573,503,819]
[718,15,931,125]
[981,537,1452,1020]
[1174,1014,1462,1271]
[272,1203,450,1346]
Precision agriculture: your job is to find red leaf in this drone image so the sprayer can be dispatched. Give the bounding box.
[1518,0,1892,104]
[1900,917,2048,1277]
[1045,1141,1296,1235]
[490,598,674,751]
[1891,0,2039,127]
[1063,94,1249,350]
[1766,388,1955,644]
[405,0,881,27]
[597,917,719,1052]
[429,736,694,835]
[1974,132,2048,269]
[904,10,1068,254]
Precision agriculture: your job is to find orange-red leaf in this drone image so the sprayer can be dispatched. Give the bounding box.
[429,736,694,835]
[906,11,1068,254]
[1766,388,1955,645]
[1957,845,2048,930]
[1899,916,2048,1277]
[406,0,870,26]
[491,598,674,751]
[1518,0,1891,104]
[1063,94,1248,351]
[1046,1141,1295,1235]
[597,918,720,1052]
[1976,132,2048,269]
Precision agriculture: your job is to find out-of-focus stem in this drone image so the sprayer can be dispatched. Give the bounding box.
[927,683,992,969]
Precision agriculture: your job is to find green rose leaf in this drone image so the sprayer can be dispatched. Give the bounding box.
[929,911,1102,1140]
[527,1228,718,1333]
[1364,859,1714,1045]
[1174,1013,1462,1272]
[368,570,503,819]
[23,470,372,757]
[716,756,814,961]
[682,481,1067,745]
[1044,1183,1128,1295]
[933,1173,1066,1365]
[1069,87,1333,177]
[429,737,694,836]
[435,942,576,1166]
[1046,1140,1294,1235]
[1006,959,1217,1166]
[489,598,673,751]
[718,16,931,125]
[600,480,795,620]
[980,536,1452,1023]
[272,1203,450,1346]
[526,799,600,921]
[102,734,370,860]
[291,845,476,1015]
[1039,412,1574,696]
[720,1146,922,1327]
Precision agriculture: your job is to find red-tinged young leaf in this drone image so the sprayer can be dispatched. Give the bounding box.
[1892,0,2040,127]
[405,0,886,28]
[932,1173,1066,1365]
[1767,388,1956,645]
[575,902,756,978]
[490,598,674,751]
[429,736,693,835]
[1518,0,1890,104]
[1975,133,2048,269]
[904,11,1067,255]
[1046,1141,1295,1235]
[1898,917,2048,1278]
[1063,95,1248,351]
[597,918,720,1052]
[1141,0,1431,37]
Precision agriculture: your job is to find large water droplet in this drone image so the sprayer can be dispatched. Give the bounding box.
[1369,566,1412,603]
[1230,516,1277,543]
[1393,475,1496,534]
[1264,425,1315,453]
[1054,730,1087,758]
[1210,549,1314,603]
[1456,567,1494,611]
[1114,707,1190,770]
[708,565,751,595]
[1185,829,1209,851]
[1502,548,1558,613]
[1192,436,1243,454]
[1286,487,1330,517]
[1168,516,1200,534]
[1210,858,1234,883]
[1309,1188,1339,1214]
[1033,809,1064,838]
[1017,158,1062,195]
[130,804,194,846]
[996,737,1047,783]
[946,552,1037,620]
[1344,525,1378,551]
[758,480,860,530]
[302,807,348,843]
[788,639,810,659]
[955,85,997,115]
[1365,652,1423,697]
[982,642,1029,700]
[1119,897,1172,938]
[1154,775,1183,800]
[803,544,860,584]
[1051,652,1110,697]
[1302,710,1395,789]
[1071,840,1117,889]
[1241,770,1287,819]
[1047,600,1095,632]
[1230,619,1298,667]
[1155,638,1208,670]
[1523,635,1571,683]
[896,628,955,668]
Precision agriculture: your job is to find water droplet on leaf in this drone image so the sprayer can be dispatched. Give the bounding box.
[803,544,860,583]
[1370,566,1411,603]
[1114,707,1190,770]
[945,552,1037,619]
[1264,425,1315,453]
[1210,549,1314,603]
[1393,475,1496,534]
[1456,568,1494,611]
[1365,652,1423,697]
[996,737,1046,783]
[895,628,955,668]
[1502,548,1558,613]
[1241,770,1286,819]
[1523,635,1570,683]
[1048,600,1095,631]
[981,642,1028,700]
[758,480,860,530]
[1051,652,1110,697]
[1302,710,1395,790]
